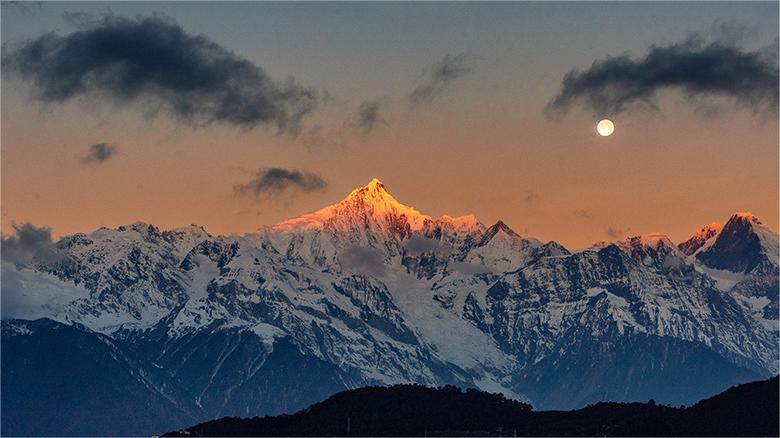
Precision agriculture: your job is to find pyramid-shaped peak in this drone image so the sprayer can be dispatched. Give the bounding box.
[697,212,778,272]
[679,222,723,256]
[366,178,385,189]
[478,220,522,246]
[729,212,762,225]
[345,178,393,200]
[489,220,517,235]
[274,178,431,232]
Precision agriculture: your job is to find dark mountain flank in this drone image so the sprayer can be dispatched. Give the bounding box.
[164,376,779,437]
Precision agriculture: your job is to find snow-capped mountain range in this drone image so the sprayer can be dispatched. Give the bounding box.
[2,179,778,436]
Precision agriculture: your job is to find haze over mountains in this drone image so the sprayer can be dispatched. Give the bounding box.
[2,179,778,436]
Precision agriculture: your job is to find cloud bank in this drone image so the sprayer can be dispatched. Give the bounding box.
[547,33,779,117]
[234,168,327,199]
[410,53,478,105]
[2,15,318,134]
[1,223,66,266]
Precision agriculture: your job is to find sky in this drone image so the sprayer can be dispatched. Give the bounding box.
[1,1,778,250]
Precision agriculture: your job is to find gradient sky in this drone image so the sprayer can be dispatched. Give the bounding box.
[2,1,778,250]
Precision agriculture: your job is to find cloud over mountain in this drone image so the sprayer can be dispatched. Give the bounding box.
[1,223,65,265]
[338,245,386,277]
[404,236,450,255]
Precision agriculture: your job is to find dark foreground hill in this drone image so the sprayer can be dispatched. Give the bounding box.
[164,376,779,437]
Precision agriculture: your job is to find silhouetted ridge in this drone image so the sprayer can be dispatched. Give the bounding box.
[163,377,779,437]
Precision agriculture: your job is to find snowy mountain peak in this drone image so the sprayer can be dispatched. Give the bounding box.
[619,233,678,252]
[116,221,159,234]
[273,179,431,233]
[490,220,513,232]
[679,222,723,256]
[478,220,537,246]
[365,177,386,190]
[170,224,210,235]
[697,212,779,272]
[730,212,761,224]
[342,178,417,212]
[437,214,479,228]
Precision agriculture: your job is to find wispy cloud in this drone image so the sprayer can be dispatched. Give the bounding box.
[606,226,627,239]
[404,236,451,256]
[547,29,778,118]
[82,142,118,164]
[410,53,478,105]
[301,124,346,150]
[449,261,492,275]
[234,168,327,200]
[356,98,388,134]
[339,246,386,277]
[2,14,318,134]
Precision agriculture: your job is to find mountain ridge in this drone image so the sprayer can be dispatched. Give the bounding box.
[2,178,778,436]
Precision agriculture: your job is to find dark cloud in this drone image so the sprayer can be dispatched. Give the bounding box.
[82,142,118,164]
[338,246,386,277]
[404,236,451,256]
[2,15,318,134]
[356,98,388,134]
[234,168,327,199]
[1,223,66,266]
[606,226,627,239]
[410,53,478,105]
[547,32,778,118]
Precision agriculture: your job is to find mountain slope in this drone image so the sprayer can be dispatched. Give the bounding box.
[162,376,780,437]
[1,319,196,436]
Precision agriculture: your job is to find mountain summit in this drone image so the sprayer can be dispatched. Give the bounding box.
[273,178,432,234]
[679,222,723,256]
[695,212,779,273]
[272,179,485,246]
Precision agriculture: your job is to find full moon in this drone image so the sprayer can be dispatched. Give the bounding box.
[596,119,615,136]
